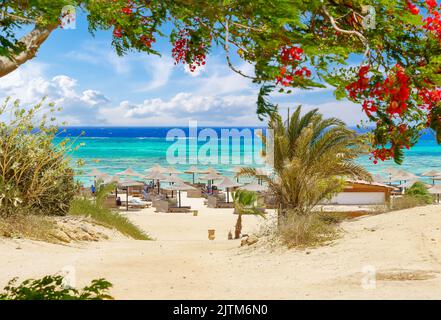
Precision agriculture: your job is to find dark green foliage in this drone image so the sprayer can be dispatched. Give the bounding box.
[405,181,433,204]
[0,98,80,217]
[0,275,113,300]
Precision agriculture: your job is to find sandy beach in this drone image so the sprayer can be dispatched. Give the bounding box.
[1,194,441,300]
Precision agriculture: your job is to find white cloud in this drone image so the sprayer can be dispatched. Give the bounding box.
[121,92,257,123]
[135,55,175,92]
[0,62,111,125]
[0,58,366,127]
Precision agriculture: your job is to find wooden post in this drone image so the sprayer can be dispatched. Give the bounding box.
[126,188,129,211]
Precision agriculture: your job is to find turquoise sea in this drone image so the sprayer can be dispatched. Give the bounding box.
[58,127,441,185]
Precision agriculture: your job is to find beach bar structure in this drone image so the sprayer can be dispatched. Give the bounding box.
[325,180,395,205]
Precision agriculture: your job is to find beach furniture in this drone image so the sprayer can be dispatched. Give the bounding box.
[428,185,441,203]
[103,194,118,209]
[216,177,241,203]
[153,199,191,213]
[128,198,150,209]
[154,199,170,213]
[186,188,202,198]
[200,172,224,188]
[118,179,145,211]
[162,182,196,208]
[145,170,167,194]
[206,195,235,208]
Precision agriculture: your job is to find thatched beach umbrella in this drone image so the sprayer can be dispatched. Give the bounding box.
[96,172,111,182]
[390,170,417,183]
[86,168,104,188]
[184,166,201,184]
[162,182,196,207]
[216,177,241,203]
[161,174,185,198]
[422,170,441,184]
[255,168,272,185]
[86,168,104,177]
[372,174,390,184]
[396,180,422,189]
[116,167,144,178]
[200,167,220,175]
[428,185,441,203]
[145,171,167,194]
[200,172,224,188]
[230,166,244,182]
[161,174,185,184]
[118,179,144,211]
[163,166,182,175]
[240,183,267,192]
[104,175,121,198]
[145,164,167,173]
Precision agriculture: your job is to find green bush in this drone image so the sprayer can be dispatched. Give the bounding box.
[0,275,113,300]
[405,182,433,204]
[0,98,79,217]
[69,183,150,240]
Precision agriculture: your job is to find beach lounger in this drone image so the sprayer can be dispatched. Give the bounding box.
[128,198,150,209]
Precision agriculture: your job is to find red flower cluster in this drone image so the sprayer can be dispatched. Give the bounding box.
[383,65,410,115]
[370,148,394,164]
[407,0,441,41]
[172,30,206,72]
[122,7,133,15]
[419,87,441,110]
[424,11,441,41]
[346,65,370,99]
[346,64,410,117]
[280,46,303,63]
[113,26,123,38]
[407,1,420,15]
[346,65,415,163]
[275,45,311,86]
[140,34,155,48]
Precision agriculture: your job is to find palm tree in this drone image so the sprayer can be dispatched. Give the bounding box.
[239,106,371,224]
[232,189,265,239]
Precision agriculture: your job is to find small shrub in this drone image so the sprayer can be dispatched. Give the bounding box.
[0,98,80,217]
[391,195,429,211]
[405,182,433,204]
[278,213,339,248]
[69,184,150,240]
[0,275,113,300]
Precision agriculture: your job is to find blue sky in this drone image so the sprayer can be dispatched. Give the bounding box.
[0,9,367,127]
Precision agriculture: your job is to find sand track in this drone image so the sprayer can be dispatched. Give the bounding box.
[1,203,441,299]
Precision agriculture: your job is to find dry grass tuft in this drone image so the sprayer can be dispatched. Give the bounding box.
[377,269,438,281]
[0,214,57,243]
[253,211,344,250]
[390,195,430,211]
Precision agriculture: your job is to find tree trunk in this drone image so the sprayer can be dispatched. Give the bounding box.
[234,214,242,239]
[277,203,287,228]
[0,24,57,78]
